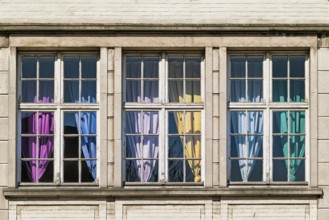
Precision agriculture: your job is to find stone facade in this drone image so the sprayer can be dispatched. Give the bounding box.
[0,1,329,220]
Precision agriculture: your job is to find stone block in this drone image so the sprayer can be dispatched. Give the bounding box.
[0,188,8,209]
[318,48,329,71]
[319,163,329,185]
[0,74,8,94]
[319,187,329,208]
[0,48,9,71]
[319,94,329,116]
[0,118,8,140]
[318,71,329,94]
[0,165,8,186]
[0,210,8,220]
[319,140,329,163]
[318,209,329,220]
[0,95,8,117]
[0,141,8,164]
[318,117,329,139]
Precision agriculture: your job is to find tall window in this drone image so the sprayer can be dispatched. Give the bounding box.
[229,53,307,183]
[18,53,99,184]
[123,53,204,183]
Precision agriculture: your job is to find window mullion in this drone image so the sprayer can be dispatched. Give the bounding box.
[54,54,61,184]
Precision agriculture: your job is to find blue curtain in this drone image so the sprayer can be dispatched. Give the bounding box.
[75,111,97,180]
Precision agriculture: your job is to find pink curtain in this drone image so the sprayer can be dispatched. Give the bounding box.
[22,112,54,182]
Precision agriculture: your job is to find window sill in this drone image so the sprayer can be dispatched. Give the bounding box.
[3,186,323,199]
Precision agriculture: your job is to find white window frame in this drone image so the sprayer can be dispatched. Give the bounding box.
[228,51,309,184]
[123,51,205,185]
[17,51,100,185]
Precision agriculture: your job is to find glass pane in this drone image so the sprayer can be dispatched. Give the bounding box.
[146,160,158,182]
[272,56,288,77]
[290,136,305,158]
[142,112,158,134]
[290,56,305,78]
[22,56,37,78]
[125,160,141,182]
[38,136,54,158]
[22,80,36,103]
[186,160,201,182]
[143,80,159,103]
[38,160,53,182]
[168,80,183,102]
[273,159,288,181]
[82,80,96,103]
[248,136,263,157]
[247,56,263,78]
[64,56,79,78]
[168,111,181,134]
[64,80,79,103]
[290,111,305,134]
[186,80,201,103]
[21,112,36,134]
[290,80,305,102]
[230,111,247,134]
[230,159,244,181]
[80,111,97,134]
[81,160,96,182]
[125,136,142,158]
[21,160,35,182]
[81,56,97,78]
[35,113,53,135]
[231,136,247,158]
[272,135,287,157]
[39,56,55,78]
[230,56,245,78]
[231,79,246,102]
[273,111,288,134]
[64,112,78,134]
[168,57,183,78]
[186,57,201,78]
[64,137,79,158]
[64,161,79,182]
[168,160,183,182]
[39,80,54,103]
[187,111,201,134]
[248,160,263,181]
[21,137,36,158]
[125,112,142,134]
[247,111,263,134]
[290,159,305,181]
[248,80,263,102]
[126,80,141,102]
[168,136,183,158]
[272,80,287,102]
[185,136,201,158]
[142,136,159,158]
[126,57,141,78]
[144,57,159,78]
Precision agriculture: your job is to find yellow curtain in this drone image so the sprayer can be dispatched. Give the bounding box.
[176,94,202,182]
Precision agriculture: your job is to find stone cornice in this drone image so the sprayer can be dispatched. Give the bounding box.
[3,187,323,200]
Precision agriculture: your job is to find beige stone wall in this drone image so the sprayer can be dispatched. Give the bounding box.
[0,0,329,25]
[0,34,326,219]
[0,46,9,220]
[317,39,329,220]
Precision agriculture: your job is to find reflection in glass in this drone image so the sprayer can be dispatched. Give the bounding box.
[272,56,288,77]
[272,80,287,102]
[22,56,37,78]
[81,56,97,78]
[39,56,55,78]
[230,56,245,78]
[64,56,79,78]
